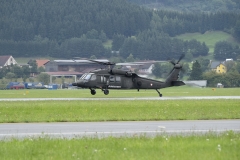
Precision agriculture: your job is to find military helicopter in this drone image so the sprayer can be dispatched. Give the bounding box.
[72,55,185,97]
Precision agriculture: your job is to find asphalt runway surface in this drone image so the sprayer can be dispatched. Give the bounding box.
[0,120,239,139]
[1,96,240,101]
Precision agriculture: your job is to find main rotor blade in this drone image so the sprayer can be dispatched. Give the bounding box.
[88,59,115,66]
[176,54,185,64]
[168,67,175,76]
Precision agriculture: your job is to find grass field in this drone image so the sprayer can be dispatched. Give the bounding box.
[0,87,239,123]
[0,132,239,160]
[1,87,239,159]
[175,31,239,60]
[0,99,239,123]
[0,86,240,98]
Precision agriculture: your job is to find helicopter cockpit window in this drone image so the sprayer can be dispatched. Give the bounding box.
[84,74,91,80]
[79,73,87,80]
[84,73,94,80]
[90,74,96,81]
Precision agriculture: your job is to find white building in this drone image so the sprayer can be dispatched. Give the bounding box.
[0,55,18,68]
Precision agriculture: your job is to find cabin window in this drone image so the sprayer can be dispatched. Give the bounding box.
[101,76,107,83]
[116,76,121,82]
[109,76,115,82]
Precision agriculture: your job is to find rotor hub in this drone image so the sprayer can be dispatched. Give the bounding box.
[174,64,182,69]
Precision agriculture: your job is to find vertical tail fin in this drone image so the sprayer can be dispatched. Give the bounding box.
[165,54,185,87]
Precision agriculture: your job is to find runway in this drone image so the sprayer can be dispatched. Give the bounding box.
[0,120,239,139]
[1,96,240,101]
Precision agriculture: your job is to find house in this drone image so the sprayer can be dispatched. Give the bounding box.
[210,61,227,73]
[116,61,161,77]
[35,59,50,68]
[0,55,18,68]
[44,59,109,79]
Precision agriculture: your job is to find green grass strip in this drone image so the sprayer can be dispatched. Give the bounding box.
[0,100,239,123]
[0,87,240,98]
[0,132,239,160]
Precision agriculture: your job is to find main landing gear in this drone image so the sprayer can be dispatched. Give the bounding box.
[90,89,96,95]
[156,89,162,97]
[90,88,109,95]
[103,89,109,95]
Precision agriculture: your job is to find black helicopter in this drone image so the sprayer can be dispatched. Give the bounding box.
[72,55,185,97]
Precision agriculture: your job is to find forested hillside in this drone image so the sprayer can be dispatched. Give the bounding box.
[0,0,150,41]
[129,0,240,13]
[0,0,240,60]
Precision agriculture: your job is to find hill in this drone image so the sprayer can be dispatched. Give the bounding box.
[128,0,240,13]
[176,31,237,53]
[0,0,240,60]
[176,31,240,60]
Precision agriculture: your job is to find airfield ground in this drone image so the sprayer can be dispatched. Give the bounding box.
[0,87,239,159]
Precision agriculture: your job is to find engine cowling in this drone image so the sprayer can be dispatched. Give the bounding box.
[110,69,133,77]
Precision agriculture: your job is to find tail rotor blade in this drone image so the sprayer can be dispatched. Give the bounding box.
[169,60,176,65]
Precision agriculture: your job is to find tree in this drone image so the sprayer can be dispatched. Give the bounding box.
[185,52,193,62]
[99,30,107,43]
[214,41,233,60]
[197,57,210,72]
[202,71,222,87]
[11,65,23,78]
[233,20,240,42]
[225,61,235,72]
[179,63,190,79]
[152,62,172,78]
[85,29,99,39]
[189,61,202,80]
[5,72,16,81]
[126,54,135,62]
[38,66,45,73]
[112,34,126,51]
[37,73,50,84]
[152,63,162,78]
[90,55,97,59]
[236,61,240,73]
[28,60,38,74]
[22,66,31,78]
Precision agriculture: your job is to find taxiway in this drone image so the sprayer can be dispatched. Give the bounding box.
[0,120,239,139]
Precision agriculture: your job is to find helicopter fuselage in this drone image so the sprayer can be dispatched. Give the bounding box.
[72,69,166,90]
[72,55,185,97]
[73,73,164,89]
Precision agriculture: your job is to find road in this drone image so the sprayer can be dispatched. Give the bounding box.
[0,120,239,139]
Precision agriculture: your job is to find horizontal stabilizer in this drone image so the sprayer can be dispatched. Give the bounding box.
[172,81,185,86]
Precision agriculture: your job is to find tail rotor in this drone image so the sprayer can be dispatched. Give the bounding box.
[168,54,185,75]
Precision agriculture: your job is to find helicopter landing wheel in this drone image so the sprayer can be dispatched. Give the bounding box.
[103,89,109,95]
[90,89,96,95]
[156,89,162,97]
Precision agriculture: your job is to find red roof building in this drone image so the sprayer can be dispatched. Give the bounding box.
[35,59,50,68]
